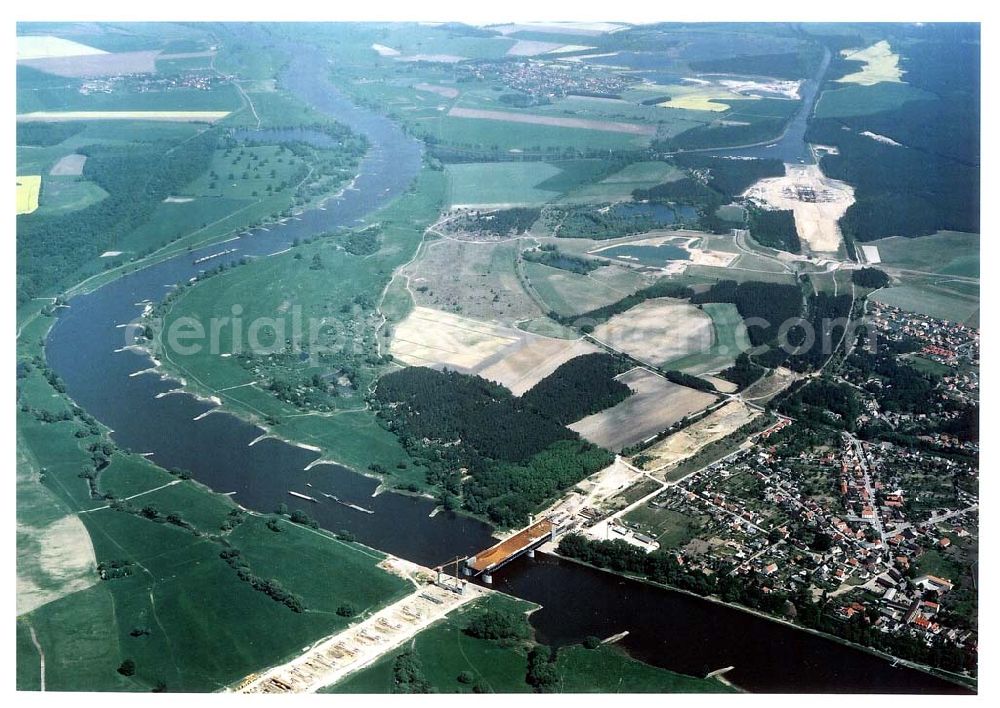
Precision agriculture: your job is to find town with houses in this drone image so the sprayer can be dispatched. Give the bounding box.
[554,303,980,673]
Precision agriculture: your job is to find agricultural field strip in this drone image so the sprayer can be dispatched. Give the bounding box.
[17,111,232,122]
[49,154,87,176]
[568,368,718,451]
[391,306,599,394]
[17,175,42,215]
[448,106,657,136]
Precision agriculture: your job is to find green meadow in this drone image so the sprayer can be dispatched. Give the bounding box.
[663,302,750,375]
[325,592,733,693]
[445,162,563,206]
[155,169,447,486]
[16,312,411,692]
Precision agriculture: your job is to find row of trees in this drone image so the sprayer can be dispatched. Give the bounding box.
[558,534,976,674]
[219,548,305,613]
[522,247,600,275]
[552,279,694,327]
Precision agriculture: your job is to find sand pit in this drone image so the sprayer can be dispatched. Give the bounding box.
[49,153,88,176]
[743,164,854,255]
[719,78,802,100]
[569,368,716,451]
[448,106,656,136]
[838,40,904,86]
[591,298,714,366]
[634,400,759,472]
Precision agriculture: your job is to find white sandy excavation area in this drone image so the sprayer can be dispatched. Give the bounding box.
[49,154,88,176]
[591,298,714,366]
[18,111,231,123]
[744,163,854,255]
[390,306,597,394]
[239,570,488,693]
[634,400,760,473]
[838,40,904,85]
[569,368,717,451]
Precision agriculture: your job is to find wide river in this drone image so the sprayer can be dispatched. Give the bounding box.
[45,33,966,694]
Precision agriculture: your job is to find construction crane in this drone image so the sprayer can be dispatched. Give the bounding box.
[433,556,468,594]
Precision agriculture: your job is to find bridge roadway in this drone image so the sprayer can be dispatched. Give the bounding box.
[466,519,555,578]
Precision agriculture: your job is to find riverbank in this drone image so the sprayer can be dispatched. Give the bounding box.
[548,548,976,692]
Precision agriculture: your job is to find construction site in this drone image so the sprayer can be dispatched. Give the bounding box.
[235,559,486,694]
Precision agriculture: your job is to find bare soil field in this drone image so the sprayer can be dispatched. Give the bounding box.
[19,50,161,77]
[491,22,627,36]
[402,239,542,326]
[569,368,717,451]
[17,514,98,615]
[743,163,854,255]
[49,154,87,176]
[18,110,231,123]
[389,306,594,394]
[700,374,738,393]
[480,337,599,395]
[506,40,566,56]
[634,400,759,473]
[390,306,522,371]
[742,366,799,403]
[17,35,107,60]
[414,83,459,99]
[19,47,218,77]
[448,106,657,136]
[591,298,714,366]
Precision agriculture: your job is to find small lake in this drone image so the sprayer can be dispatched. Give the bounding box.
[597,241,691,267]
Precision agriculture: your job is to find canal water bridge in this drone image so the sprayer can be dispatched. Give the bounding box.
[463,518,559,584]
